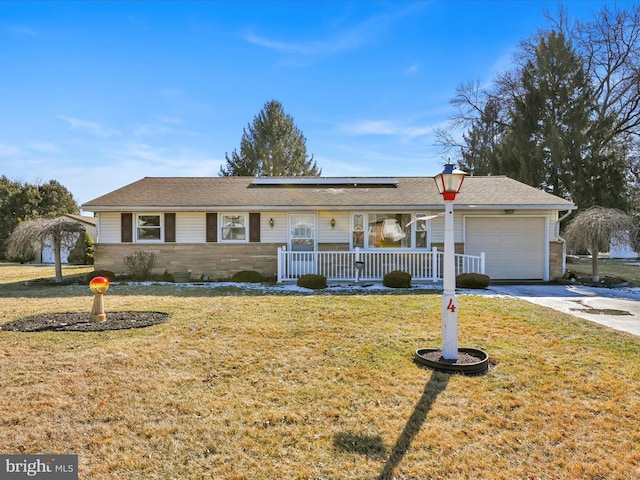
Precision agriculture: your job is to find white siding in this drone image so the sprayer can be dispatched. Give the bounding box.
[261,212,287,243]
[318,212,349,243]
[176,212,206,243]
[430,213,464,243]
[98,212,122,243]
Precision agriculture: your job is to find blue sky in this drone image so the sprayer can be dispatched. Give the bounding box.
[0,0,619,208]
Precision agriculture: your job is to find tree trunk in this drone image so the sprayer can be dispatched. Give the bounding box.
[591,238,600,283]
[54,236,63,283]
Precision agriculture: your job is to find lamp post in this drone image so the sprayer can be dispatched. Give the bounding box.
[434,163,467,360]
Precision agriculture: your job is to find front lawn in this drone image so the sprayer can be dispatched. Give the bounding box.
[566,256,640,286]
[0,264,638,479]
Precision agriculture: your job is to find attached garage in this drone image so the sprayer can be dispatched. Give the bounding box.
[465,216,547,280]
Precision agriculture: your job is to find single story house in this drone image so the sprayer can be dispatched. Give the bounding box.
[80,176,576,282]
[37,214,97,264]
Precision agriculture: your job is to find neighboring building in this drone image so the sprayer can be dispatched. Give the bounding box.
[80,176,576,282]
[609,232,638,259]
[38,214,97,264]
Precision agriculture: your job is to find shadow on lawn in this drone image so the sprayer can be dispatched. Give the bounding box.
[333,370,450,479]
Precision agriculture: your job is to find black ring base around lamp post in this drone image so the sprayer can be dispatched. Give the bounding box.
[414,347,490,376]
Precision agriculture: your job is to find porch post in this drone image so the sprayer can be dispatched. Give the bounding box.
[431,246,438,282]
[277,246,283,283]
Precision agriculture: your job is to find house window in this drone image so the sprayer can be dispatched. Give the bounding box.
[351,212,429,249]
[352,213,364,248]
[221,214,246,241]
[415,212,429,248]
[136,214,162,241]
[368,213,411,248]
[289,214,315,251]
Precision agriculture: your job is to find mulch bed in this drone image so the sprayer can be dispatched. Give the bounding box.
[561,271,629,288]
[418,350,485,365]
[0,311,170,332]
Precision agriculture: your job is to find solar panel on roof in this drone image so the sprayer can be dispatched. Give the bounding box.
[249,177,398,188]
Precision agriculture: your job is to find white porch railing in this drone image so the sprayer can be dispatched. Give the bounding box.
[276,246,485,283]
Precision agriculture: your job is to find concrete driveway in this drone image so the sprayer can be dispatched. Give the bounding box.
[483,283,640,337]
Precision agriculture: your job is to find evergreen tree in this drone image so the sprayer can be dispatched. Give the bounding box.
[220,100,321,177]
[0,178,79,260]
[38,180,79,217]
[502,31,627,209]
[0,176,21,258]
[459,99,504,176]
[440,4,639,212]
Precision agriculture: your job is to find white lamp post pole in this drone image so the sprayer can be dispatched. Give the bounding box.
[441,198,458,360]
[434,163,467,361]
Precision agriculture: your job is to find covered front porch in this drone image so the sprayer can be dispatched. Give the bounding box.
[276,246,485,283]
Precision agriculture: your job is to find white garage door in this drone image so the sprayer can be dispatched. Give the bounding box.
[465,217,546,280]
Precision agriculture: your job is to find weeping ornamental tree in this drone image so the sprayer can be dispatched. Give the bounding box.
[6,218,86,283]
[564,206,637,282]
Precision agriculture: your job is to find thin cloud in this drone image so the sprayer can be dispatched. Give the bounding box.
[0,143,23,157]
[340,120,432,138]
[6,25,39,37]
[317,157,367,176]
[246,32,360,56]
[134,124,172,136]
[57,116,120,137]
[246,2,426,57]
[133,117,188,137]
[30,142,60,153]
[159,88,181,98]
[158,116,183,125]
[112,142,221,176]
[405,63,419,75]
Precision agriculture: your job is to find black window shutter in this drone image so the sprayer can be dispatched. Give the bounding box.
[206,213,217,242]
[165,213,176,242]
[121,213,133,243]
[249,213,260,243]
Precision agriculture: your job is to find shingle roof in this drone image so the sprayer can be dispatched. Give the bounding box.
[81,176,575,212]
[63,213,97,225]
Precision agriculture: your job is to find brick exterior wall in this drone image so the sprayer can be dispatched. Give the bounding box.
[96,240,565,281]
[549,240,565,281]
[94,243,280,280]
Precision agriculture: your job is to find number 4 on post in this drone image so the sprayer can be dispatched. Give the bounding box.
[447,298,456,313]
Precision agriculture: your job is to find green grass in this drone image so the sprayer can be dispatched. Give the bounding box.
[0,264,639,479]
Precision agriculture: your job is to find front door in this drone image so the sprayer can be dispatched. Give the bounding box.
[288,213,317,276]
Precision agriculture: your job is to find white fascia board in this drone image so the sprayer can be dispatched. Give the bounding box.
[82,203,576,212]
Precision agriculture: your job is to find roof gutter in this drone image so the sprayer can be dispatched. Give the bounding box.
[82,203,578,213]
